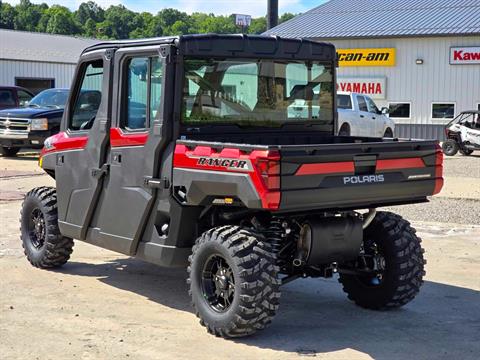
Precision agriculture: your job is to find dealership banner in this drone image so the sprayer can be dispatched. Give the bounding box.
[337,77,387,99]
[450,47,480,64]
[337,48,396,67]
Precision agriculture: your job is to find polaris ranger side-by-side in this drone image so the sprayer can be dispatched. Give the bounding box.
[20,35,443,338]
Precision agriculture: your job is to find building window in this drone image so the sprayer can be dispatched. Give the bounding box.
[431,103,455,120]
[15,78,55,95]
[388,102,411,118]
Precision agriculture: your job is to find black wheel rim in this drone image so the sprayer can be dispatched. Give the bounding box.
[444,143,455,154]
[356,239,386,287]
[28,208,46,249]
[201,254,235,312]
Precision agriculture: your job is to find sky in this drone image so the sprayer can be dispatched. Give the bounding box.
[2,0,328,17]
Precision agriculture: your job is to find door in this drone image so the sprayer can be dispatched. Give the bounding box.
[87,46,172,255]
[365,96,384,137]
[55,49,114,240]
[356,95,372,136]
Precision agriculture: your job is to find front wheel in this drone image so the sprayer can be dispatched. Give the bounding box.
[20,187,74,268]
[0,146,20,157]
[187,226,281,338]
[442,139,459,156]
[339,211,425,310]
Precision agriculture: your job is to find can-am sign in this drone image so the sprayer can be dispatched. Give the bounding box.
[450,47,480,64]
[337,48,396,67]
[337,77,386,99]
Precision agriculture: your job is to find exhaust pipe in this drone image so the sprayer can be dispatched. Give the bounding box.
[362,209,377,229]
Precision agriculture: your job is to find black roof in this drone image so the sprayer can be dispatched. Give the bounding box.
[83,34,336,62]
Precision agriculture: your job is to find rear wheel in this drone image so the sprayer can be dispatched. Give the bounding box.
[442,139,459,156]
[339,211,425,310]
[459,148,474,156]
[20,187,74,268]
[0,146,20,157]
[188,226,281,338]
[338,124,351,136]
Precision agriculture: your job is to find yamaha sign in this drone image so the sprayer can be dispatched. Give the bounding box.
[337,77,387,100]
[450,46,480,65]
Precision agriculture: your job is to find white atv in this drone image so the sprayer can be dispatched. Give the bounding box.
[442,110,480,156]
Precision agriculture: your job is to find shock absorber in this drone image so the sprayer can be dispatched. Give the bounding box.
[266,217,297,271]
[267,217,284,255]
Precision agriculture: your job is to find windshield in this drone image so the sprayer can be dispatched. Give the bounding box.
[182,58,334,128]
[29,89,69,109]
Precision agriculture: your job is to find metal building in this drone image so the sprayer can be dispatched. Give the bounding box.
[0,29,96,94]
[266,0,480,140]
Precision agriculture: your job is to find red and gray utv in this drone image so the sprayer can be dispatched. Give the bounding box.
[20,34,443,338]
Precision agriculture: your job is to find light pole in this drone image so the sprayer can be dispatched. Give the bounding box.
[267,0,278,29]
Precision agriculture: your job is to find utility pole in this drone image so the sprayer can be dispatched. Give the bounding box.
[267,0,278,30]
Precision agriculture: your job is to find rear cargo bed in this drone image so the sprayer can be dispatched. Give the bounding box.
[278,139,442,211]
[174,136,443,212]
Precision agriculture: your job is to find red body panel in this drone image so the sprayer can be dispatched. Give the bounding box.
[295,157,426,176]
[173,144,280,210]
[110,128,148,147]
[296,161,355,175]
[40,131,88,156]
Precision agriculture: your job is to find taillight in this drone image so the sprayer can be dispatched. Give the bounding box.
[252,150,281,210]
[255,156,281,191]
[433,143,444,195]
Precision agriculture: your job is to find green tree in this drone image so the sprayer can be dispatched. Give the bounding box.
[279,13,296,24]
[0,2,17,29]
[101,5,136,39]
[76,1,104,24]
[248,17,267,34]
[84,17,97,37]
[45,5,79,35]
[14,0,44,31]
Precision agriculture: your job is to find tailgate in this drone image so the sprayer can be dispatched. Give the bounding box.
[279,139,443,211]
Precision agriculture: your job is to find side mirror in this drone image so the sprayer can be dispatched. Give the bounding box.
[381,107,389,115]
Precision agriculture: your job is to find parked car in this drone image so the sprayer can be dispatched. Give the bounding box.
[337,92,395,137]
[442,110,480,156]
[0,86,34,110]
[0,88,69,157]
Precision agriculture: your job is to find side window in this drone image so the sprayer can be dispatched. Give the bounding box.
[150,57,163,122]
[123,56,163,130]
[365,96,380,114]
[0,90,15,107]
[17,90,33,107]
[357,96,368,112]
[126,57,148,130]
[70,59,104,131]
[337,94,352,109]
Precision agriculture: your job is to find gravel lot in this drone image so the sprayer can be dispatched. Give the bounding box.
[383,153,480,224]
[442,153,480,178]
[0,150,479,360]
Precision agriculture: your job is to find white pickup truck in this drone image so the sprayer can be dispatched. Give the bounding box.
[337,92,395,137]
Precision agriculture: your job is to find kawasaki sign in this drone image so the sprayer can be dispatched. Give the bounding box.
[450,47,480,65]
